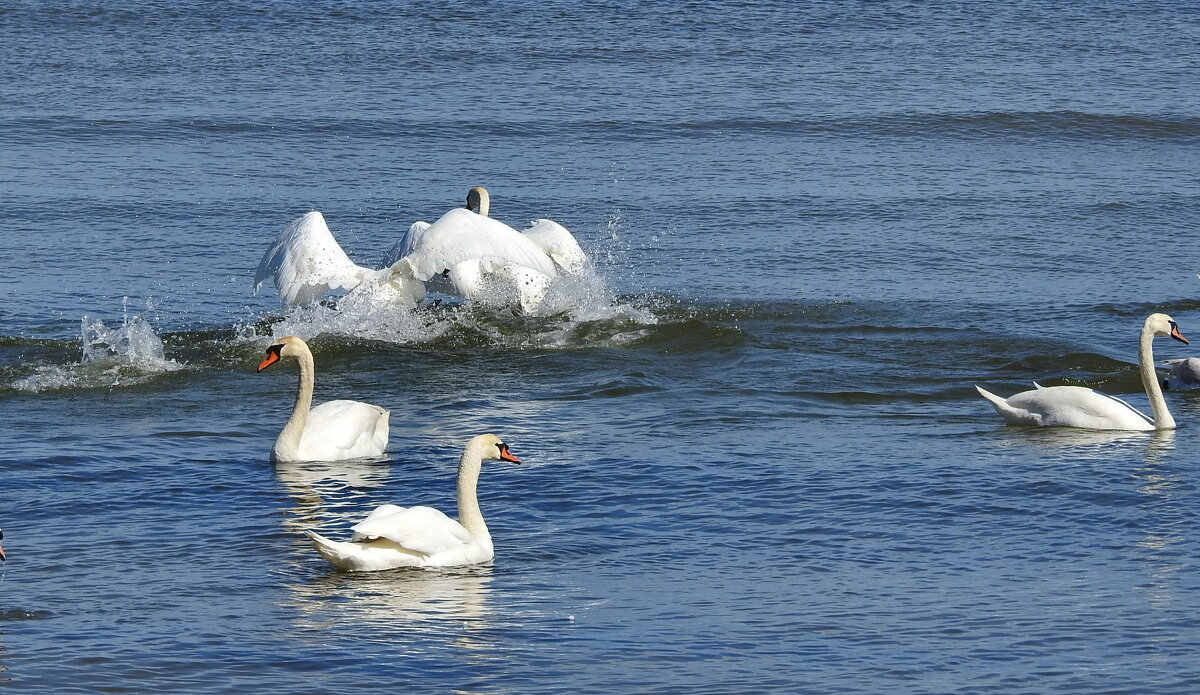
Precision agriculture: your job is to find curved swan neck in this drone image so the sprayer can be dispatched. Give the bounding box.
[1139,322,1175,430]
[467,187,490,218]
[277,344,315,457]
[456,442,489,539]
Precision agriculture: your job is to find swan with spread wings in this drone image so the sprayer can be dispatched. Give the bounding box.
[253,187,588,312]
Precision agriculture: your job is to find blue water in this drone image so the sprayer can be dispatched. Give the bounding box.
[3,1,1200,692]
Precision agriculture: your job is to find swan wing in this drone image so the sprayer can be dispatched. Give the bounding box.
[299,400,389,459]
[520,218,588,274]
[254,211,373,305]
[981,384,1154,430]
[400,208,557,281]
[383,220,431,266]
[351,505,474,556]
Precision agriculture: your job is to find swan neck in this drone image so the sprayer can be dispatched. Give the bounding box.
[278,347,315,457]
[456,445,489,540]
[1139,325,1175,429]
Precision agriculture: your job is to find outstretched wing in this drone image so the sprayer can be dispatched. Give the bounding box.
[382,220,431,267]
[399,208,557,281]
[520,218,588,274]
[253,211,373,306]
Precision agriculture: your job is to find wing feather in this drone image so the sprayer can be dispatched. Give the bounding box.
[351,505,474,556]
[254,211,372,305]
[520,218,588,274]
[402,208,557,281]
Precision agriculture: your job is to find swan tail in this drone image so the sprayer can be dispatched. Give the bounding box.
[975,385,1041,426]
[305,530,365,571]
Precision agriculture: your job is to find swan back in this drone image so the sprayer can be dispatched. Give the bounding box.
[977,384,1155,431]
[401,207,558,281]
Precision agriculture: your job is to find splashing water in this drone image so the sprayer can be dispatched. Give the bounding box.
[10,303,183,392]
[257,262,659,349]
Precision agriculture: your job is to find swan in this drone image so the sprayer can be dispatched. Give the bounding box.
[464,186,589,274]
[256,336,389,462]
[305,434,521,571]
[1162,357,1200,390]
[254,187,588,311]
[975,313,1188,431]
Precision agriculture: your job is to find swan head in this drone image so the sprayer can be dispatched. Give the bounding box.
[470,433,521,464]
[465,186,491,218]
[257,336,309,372]
[1147,313,1188,345]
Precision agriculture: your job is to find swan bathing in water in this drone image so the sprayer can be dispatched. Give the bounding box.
[256,336,389,462]
[976,313,1188,431]
[305,434,521,571]
[254,187,590,312]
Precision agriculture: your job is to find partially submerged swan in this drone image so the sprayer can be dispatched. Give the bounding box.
[1162,357,1200,390]
[254,187,588,311]
[976,313,1188,431]
[305,434,520,571]
[257,336,389,462]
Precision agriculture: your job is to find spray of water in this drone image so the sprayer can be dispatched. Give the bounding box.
[10,299,183,392]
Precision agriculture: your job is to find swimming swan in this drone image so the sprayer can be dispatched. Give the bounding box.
[1162,357,1200,390]
[257,336,389,462]
[254,187,588,311]
[975,313,1188,431]
[305,434,521,571]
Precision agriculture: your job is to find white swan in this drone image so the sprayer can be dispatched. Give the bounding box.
[256,336,390,462]
[976,313,1188,431]
[253,211,426,307]
[1162,357,1200,390]
[305,434,521,571]
[254,187,588,311]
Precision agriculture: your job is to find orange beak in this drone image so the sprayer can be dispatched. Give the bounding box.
[257,350,281,372]
[1171,324,1189,345]
[499,444,521,464]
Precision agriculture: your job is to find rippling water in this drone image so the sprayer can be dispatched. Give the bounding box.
[3,1,1200,693]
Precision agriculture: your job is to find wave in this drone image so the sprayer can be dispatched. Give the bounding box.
[6,110,1198,145]
[3,296,1188,408]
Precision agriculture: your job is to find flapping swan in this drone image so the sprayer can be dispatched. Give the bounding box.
[1162,357,1200,390]
[976,313,1188,431]
[257,336,389,462]
[254,187,588,311]
[305,434,520,571]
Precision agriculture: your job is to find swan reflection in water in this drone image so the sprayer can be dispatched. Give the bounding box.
[274,457,392,534]
[997,426,1176,463]
[1132,450,1188,611]
[281,564,499,679]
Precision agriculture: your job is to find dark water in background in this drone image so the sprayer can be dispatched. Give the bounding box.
[3,1,1200,692]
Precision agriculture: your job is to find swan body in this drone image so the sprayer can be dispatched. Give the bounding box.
[305,434,521,571]
[254,187,586,312]
[1162,357,1200,390]
[257,336,389,462]
[976,313,1188,431]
